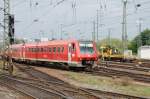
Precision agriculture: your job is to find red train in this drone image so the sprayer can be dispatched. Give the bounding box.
[10,40,98,69]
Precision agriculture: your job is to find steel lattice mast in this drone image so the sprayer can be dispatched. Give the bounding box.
[3,0,13,74]
[3,0,10,49]
[122,0,128,58]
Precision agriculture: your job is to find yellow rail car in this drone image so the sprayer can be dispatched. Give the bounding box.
[99,46,134,62]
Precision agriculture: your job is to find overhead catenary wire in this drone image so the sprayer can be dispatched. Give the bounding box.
[3,0,150,41]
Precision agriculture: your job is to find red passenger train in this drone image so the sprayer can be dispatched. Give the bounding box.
[10,40,98,69]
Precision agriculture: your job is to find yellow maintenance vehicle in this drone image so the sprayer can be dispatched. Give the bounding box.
[99,46,133,62]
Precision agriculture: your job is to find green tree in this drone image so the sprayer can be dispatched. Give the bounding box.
[128,29,150,54]
[97,38,122,52]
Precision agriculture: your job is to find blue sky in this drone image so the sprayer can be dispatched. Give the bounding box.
[0,0,150,41]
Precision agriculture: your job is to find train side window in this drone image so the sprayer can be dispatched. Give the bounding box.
[62,47,64,53]
[41,48,43,52]
[49,48,51,52]
[37,48,39,52]
[53,47,56,53]
[33,48,35,52]
[36,48,39,52]
[34,48,36,52]
[32,48,33,52]
[58,47,60,53]
[43,48,45,52]
[32,48,34,52]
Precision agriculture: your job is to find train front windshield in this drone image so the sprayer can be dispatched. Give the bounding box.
[79,42,94,54]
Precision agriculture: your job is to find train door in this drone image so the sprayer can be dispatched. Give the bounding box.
[68,43,72,63]
[71,43,76,61]
[19,47,22,59]
[22,45,25,60]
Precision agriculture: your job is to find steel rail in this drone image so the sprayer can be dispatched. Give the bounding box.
[92,66,150,83]
[0,74,68,99]
[100,63,150,72]
[14,63,100,99]
[85,88,148,99]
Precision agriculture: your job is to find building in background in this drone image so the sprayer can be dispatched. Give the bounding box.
[138,46,150,60]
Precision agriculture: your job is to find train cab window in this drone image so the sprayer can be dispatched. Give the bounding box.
[79,42,94,54]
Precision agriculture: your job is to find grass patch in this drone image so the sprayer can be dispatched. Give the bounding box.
[64,71,150,97]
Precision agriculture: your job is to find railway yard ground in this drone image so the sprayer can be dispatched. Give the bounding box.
[34,67,150,97]
[0,60,150,99]
[1,0,150,98]
[0,83,32,99]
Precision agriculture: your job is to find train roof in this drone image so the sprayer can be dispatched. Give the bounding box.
[11,40,77,47]
[11,40,94,47]
[37,40,78,46]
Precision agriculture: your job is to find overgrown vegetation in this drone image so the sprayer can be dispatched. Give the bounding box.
[128,29,150,54]
[64,71,150,97]
[96,29,150,55]
[97,38,123,53]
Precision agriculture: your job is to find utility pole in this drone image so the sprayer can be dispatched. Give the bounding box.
[3,0,13,74]
[96,10,99,42]
[122,0,128,57]
[92,20,96,42]
[3,0,10,49]
[108,28,111,46]
[135,3,142,48]
[138,18,142,47]
[60,24,63,40]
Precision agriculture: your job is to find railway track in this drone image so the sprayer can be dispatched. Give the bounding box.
[0,78,34,99]
[92,65,150,83]
[0,74,101,99]
[0,74,67,99]
[15,61,150,84]
[13,63,100,99]
[14,63,67,84]
[85,88,148,99]
[100,61,150,73]
[10,62,149,99]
